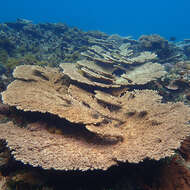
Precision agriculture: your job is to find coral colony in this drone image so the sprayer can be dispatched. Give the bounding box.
[1,20,190,189]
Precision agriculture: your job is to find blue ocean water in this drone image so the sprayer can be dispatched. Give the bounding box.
[0,0,189,40]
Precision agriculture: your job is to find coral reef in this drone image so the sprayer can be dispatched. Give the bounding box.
[117,62,166,85]
[160,60,190,103]
[144,156,190,190]
[139,34,169,50]
[0,20,190,190]
[0,65,190,172]
[139,34,181,61]
[0,20,184,74]
[0,173,8,190]
[60,59,166,87]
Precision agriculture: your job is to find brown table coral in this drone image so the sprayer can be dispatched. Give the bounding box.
[0,64,190,171]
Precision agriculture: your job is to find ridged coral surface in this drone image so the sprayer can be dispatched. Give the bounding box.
[1,65,190,171]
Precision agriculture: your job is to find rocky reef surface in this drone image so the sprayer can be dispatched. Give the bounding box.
[0,19,190,190]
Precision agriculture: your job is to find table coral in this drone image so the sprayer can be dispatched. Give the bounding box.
[0,65,190,171]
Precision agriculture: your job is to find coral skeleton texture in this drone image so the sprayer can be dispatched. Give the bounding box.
[0,65,190,171]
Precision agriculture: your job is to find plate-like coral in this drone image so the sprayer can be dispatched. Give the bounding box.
[2,65,103,124]
[0,65,190,171]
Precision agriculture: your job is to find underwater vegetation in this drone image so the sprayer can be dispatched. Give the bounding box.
[0,38,15,55]
[0,19,190,190]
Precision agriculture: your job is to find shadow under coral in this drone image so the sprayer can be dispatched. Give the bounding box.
[8,108,123,146]
[0,152,165,190]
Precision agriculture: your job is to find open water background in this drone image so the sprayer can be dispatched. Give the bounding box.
[0,0,189,40]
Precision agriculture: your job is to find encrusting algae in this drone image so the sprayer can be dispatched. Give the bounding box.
[0,64,190,171]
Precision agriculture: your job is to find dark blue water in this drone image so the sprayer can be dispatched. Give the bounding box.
[0,0,189,40]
